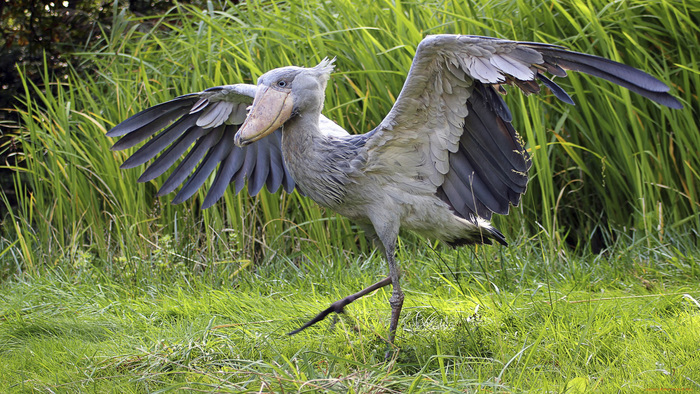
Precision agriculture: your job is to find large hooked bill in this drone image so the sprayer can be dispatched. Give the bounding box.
[234,85,294,146]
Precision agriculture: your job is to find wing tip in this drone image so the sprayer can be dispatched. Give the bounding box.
[665,96,684,110]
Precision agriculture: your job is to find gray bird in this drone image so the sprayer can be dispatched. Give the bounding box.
[107,35,681,348]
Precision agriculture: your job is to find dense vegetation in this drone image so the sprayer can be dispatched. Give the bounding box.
[1,0,698,391]
[0,0,205,210]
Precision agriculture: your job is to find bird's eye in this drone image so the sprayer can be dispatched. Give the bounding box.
[277,80,287,88]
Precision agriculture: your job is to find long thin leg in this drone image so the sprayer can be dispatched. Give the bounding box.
[364,219,404,357]
[385,249,404,356]
[287,276,392,335]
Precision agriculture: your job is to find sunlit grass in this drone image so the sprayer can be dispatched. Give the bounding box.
[1,238,699,391]
[3,0,698,270]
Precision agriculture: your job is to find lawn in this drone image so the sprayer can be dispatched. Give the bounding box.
[2,238,699,392]
[1,0,699,392]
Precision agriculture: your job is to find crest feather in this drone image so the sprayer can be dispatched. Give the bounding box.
[314,57,336,76]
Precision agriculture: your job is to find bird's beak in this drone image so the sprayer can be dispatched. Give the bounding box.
[234,86,294,146]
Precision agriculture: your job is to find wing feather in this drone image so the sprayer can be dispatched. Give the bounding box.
[138,126,207,183]
[157,126,224,197]
[197,100,235,128]
[266,132,285,193]
[444,153,495,218]
[489,54,534,81]
[109,98,199,150]
[120,116,197,169]
[202,131,247,209]
[172,129,235,204]
[107,96,198,138]
[107,84,297,208]
[249,139,270,196]
[366,34,680,225]
[234,142,257,195]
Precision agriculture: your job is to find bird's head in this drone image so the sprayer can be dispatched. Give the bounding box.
[234,58,335,147]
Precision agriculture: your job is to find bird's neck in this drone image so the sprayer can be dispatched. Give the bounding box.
[281,111,322,153]
[280,112,351,208]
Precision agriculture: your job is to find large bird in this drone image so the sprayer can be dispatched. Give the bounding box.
[107,35,681,348]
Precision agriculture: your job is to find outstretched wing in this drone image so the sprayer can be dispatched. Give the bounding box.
[366,34,681,221]
[107,84,295,208]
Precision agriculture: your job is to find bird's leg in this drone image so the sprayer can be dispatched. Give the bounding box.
[385,247,404,357]
[287,276,392,335]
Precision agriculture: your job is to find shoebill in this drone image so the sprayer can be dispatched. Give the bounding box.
[107,35,682,347]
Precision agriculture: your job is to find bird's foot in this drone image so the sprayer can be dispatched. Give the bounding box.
[287,276,392,336]
[287,297,352,335]
[384,344,399,361]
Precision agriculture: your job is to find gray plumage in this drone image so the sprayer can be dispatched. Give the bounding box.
[107,34,681,348]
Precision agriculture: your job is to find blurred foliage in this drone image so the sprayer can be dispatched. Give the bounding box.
[0,0,213,212]
[0,0,208,111]
[1,0,108,209]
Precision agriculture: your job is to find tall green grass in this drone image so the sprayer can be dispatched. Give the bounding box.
[4,0,698,272]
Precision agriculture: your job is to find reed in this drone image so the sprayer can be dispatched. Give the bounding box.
[6,0,697,269]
